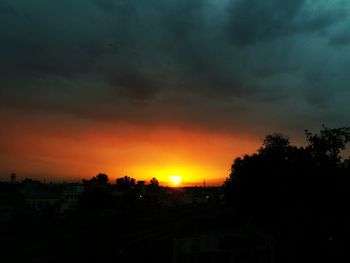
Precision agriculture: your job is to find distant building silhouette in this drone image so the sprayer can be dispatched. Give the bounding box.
[20,180,85,214]
[10,173,16,184]
[26,193,61,213]
[60,184,85,212]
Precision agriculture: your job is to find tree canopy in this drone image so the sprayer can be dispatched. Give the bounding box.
[116,176,136,190]
[305,125,350,167]
[83,173,109,186]
[224,126,350,229]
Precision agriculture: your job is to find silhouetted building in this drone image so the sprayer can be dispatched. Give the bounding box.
[60,184,85,212]
[21,180,84,214]
[25,192,61,213]
[10,173,16,184]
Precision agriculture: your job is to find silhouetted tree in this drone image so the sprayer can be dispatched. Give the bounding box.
[305,125,350,168]
[95,173,109,184]
[116,176,136,190]
[83,173,109,186]
[137,180,145,186]
[114,176,138,204]
[80,174,111,210]
[260,133,291,153]
[224,126,350,262]
[145,177,161,206]
[150,177,159,187]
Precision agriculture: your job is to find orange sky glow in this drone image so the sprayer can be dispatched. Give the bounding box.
[0,110,260,186]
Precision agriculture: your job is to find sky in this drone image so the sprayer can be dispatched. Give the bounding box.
[0,0,350,185]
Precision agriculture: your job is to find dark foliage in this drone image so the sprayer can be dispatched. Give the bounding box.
[116,176,136,190]
[224,126,350,262]
[80,174,111,210]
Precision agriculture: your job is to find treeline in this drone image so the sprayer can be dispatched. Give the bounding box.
[80,175,161,210]
[224,126,350,261]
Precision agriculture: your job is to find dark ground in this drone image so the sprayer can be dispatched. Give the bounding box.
[0,204,228,263]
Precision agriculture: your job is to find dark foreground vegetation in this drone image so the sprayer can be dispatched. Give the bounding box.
[224,125,350,262]
[0,174,223,263]
[0,125,349,262]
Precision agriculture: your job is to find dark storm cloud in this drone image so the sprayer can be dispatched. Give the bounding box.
[328,31,350,47]
[108,70,160,101]
[227,0,344,46]
[0,0,349,135]
[0,2,17,16]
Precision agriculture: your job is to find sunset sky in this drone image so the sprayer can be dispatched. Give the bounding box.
[1,0,350,185]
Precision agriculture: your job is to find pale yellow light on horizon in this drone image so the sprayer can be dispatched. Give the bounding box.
[169,175,183,186]
[127,164,208,186]
[0,112,261,186]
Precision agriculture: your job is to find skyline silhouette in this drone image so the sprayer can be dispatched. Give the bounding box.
[1,0,350,185]
[1,0,350,262]
[1,126,349,262]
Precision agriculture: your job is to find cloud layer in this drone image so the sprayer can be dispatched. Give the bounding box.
[1,0,350,140]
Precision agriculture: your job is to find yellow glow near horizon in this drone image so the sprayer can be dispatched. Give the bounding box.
[169,175,183,186]
[124,163,227,186]
[138,165,195,186]
[1,115,261,186]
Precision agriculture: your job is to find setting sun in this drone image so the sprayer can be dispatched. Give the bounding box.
[169,175,183,187]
